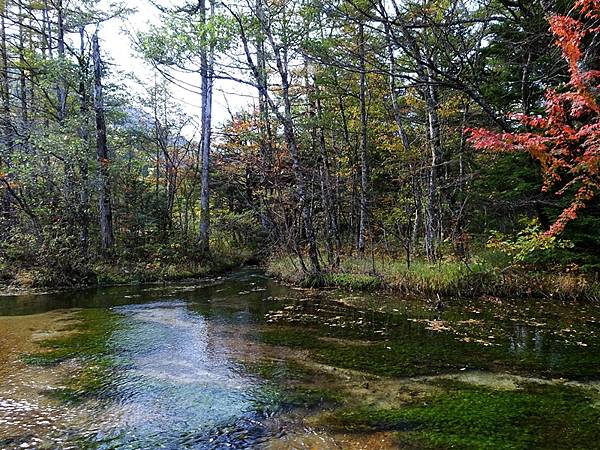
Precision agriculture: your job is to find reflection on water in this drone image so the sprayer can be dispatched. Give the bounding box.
[1,268,600,449]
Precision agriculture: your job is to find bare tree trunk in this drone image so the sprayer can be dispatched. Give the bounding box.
[0,7,12,150]
[386,23,415,265]
[255,0,274,233]
[0,5,12,230]
[78,27,90,251]
[521,50,532,115]
[385,23,410,157]
[17,1,27,127]
[424,69,442,261]
[279,99,320,273]
[53,2,78,230]
[271,49,320,274]
[56,0,66,122]
[334,76,352,240]
[41,1,50,55]
[92,31,114,252]
[357,22,368,254]
[197,0,214,255]
[412,171,423,249]
[316,81,340,267]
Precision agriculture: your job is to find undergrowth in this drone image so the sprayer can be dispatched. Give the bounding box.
[267,253,600,301]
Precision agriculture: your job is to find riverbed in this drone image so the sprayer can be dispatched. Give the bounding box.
[1,269,599,449]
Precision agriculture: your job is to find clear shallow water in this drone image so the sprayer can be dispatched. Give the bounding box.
[1,269,600,449]
[100,301,260,448]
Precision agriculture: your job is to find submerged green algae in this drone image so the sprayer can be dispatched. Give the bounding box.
[243,359,343,416]
[401,381,600,449]
[256,292,600,380]
[22,308,120,366]
[22,308,121,403]
[319,380,600,449]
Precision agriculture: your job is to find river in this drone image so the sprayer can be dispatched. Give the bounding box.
[1,268,599,449]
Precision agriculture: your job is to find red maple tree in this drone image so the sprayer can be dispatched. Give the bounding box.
[468,0,600,235]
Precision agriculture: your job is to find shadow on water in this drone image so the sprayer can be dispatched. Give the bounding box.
[1,267,600,449]
[0,269,275,316]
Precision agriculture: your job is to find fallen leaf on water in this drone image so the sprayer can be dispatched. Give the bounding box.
[425,320,451,332]
[458,319,484,326]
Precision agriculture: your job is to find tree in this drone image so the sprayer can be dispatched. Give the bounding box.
[138,0,223,256]
[468,0,600,236]
[92,31,114,252]
[198,0,216,255]
[228,0,322,274]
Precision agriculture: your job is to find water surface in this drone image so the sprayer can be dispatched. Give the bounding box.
[1,269,600,449]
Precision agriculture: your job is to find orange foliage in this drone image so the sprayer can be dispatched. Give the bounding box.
[468,3,600,235]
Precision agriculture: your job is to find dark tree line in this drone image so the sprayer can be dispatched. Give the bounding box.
[0,0,598,287]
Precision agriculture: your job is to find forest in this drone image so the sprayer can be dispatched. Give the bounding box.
[3,1,600,448]
[0,0,599,299]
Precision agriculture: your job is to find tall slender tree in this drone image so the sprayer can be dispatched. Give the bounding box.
[92,31,114,252]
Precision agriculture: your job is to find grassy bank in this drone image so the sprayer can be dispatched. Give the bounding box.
[92,247,255,285]
[0,246,255,294]
[267,253,600,301]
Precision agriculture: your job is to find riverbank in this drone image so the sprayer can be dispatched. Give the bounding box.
[267,254,600,302]
[0,248,255,296]
[4,250,599,302]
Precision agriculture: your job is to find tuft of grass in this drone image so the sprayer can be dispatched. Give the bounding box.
[379,258,492,296]
[323,273,382,290]
[266,255,309,285]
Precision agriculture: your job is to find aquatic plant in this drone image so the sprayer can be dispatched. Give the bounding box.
[23,308,120,403]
